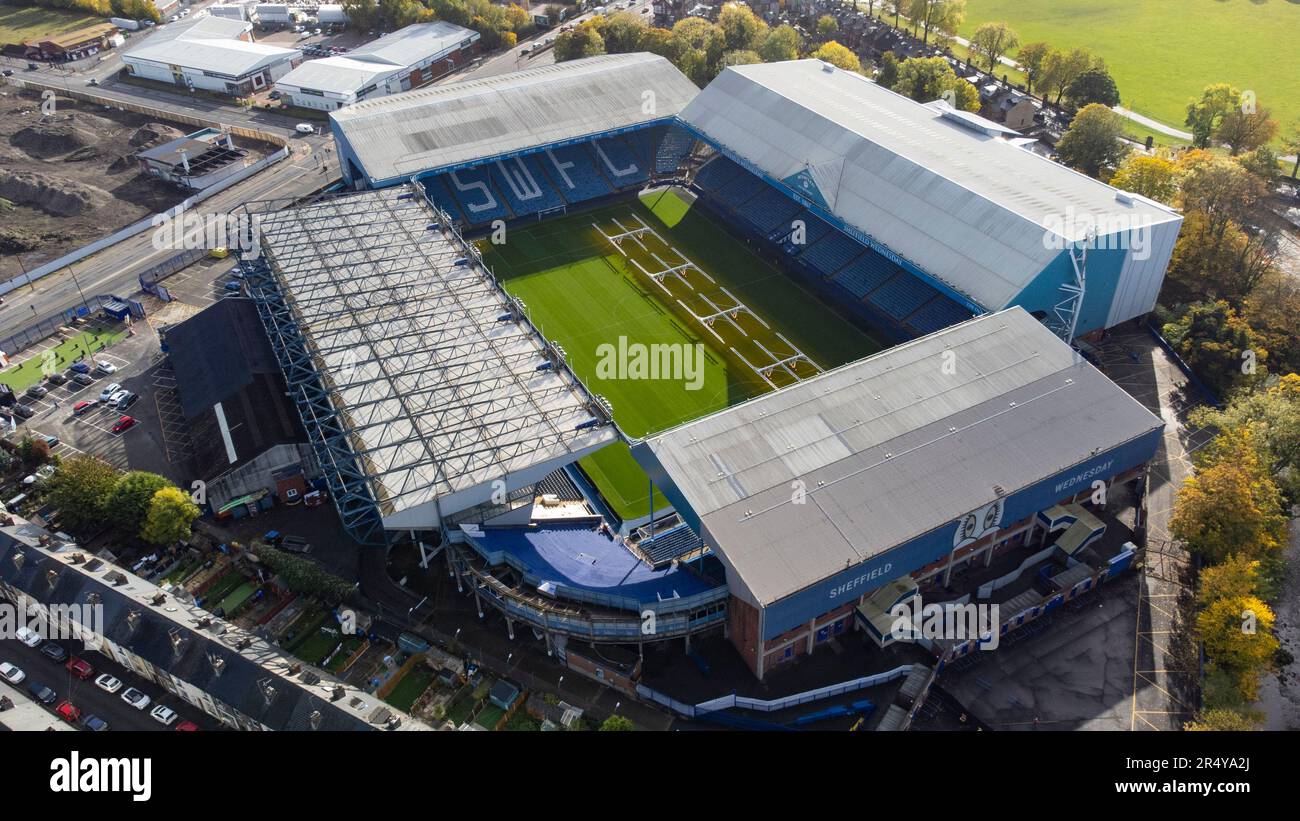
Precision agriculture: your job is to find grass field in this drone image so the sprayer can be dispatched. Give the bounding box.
[0,325,128,392]
[0,4,104,47]
[959,0,1300,140]
[478,189,882,521]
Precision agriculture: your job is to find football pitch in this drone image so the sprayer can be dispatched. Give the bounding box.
[960,0,1300,139]
[478,188,883,522]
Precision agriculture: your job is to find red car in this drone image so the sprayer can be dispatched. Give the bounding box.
[174,721,199,732]
[56,701,81,723]
[66,657,94,680]
[73,400,97,416]
[111,415,136,433]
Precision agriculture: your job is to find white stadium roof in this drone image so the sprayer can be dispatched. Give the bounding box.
[636,307,1163,608]
[256,187,618,528]
[331,53,700,185]
[678,60,1182,311]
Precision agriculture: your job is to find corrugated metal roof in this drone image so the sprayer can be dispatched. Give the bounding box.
[347,21,477,67]
[148,14,251,43]
[126,28,298,76]
[331,53,699,184]
[637,307,1163,606]
[277,56,397,95]
[678,60,1181,310]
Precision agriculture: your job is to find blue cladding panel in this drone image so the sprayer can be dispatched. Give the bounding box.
[759,427,1162,640]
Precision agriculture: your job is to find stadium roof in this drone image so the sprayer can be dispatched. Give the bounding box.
[276,22,478,96]
[635,307,1164,608]
[255,186,618,527]
[678,60,1182,311]
[166,298,281,419]
[331,53,699,185]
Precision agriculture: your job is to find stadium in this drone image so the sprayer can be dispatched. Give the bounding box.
[239,53,1179,706]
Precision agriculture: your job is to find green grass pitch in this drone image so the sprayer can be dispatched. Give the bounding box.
[958,0,1300,139]
[477,189,883,522]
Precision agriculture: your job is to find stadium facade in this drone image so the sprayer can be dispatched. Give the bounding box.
[240,55,1179,683]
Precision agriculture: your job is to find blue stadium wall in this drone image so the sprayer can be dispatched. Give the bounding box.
[632,425,1163,641]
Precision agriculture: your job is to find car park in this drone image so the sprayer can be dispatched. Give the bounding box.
[27,682,57,704]
[40,434,58,448]
[93,360,117,375]
[66,657,94,680]
[0,662,25,685]
[72,373,94,386]
[69,362,91,374]
[82,714,109,732]
[40,643,69,663]
[111,416,137,434]
[150,704,178,726]
[24,385,46,399]
[94,673,123,694]
[56,701,82,722]
[45,373,67,386]
[99,383,122,402]
[73,400,97,415]
[121,687,151,710]
[12,404,34,419]
[15,626,42,648]
[108,389,128,406]
[115,392,138,411]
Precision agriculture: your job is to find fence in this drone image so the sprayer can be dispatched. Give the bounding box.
[0,294,118,359]
[1142,317,1223,409]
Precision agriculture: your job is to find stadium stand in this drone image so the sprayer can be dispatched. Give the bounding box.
[693,155,744,191]
[441,165,513,224]
[831,253,898,299]
[592,134,650,187]
[867,273,939,320]
[544,144,613,204]
[736,186,802,235]
[536,469,585,502]
[716,170,769,209]
[905,296,975,336]
[641,523,705,566]
[423,178,467,224]
[655,125,696,175]
[798,231,865,278]
[779,210,832,251]
[486,154,567,217]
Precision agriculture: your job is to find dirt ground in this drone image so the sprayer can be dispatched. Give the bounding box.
[1,88,199,277]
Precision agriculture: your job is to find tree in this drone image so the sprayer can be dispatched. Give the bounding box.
[46,455,118,535]
[599,714,635,731]
[254,545,356,603]
[891,56,978,112]
[876,50,899,88]
[1185,83,1240,149]
[1237,145,1279,182]
[718,2,766,51]
[886,0,904,28]
[1185,708,1263,731]
[140,486,200,546]
[1243,276,1300,382]
[811,41,862,74]
[598,12,647,53]
[1190,374,1300,503]
[1215,106,1278,156]
[722,49,761,67]
[1283,121,1300,179]
[1196,554,1264,607]
[1053,103,1128,178]
[1064,67,1120,110]
[1196,594,1278,701]
[907,0,964,46]
[638,27,679,61]
[1108,154,1178,204]
[671,17,725,85]
[1170,425,1286,562]
[17,436,50,470]
[553,26,605,62]
[1016,41,1051,95]
[757,24,799,63]
[816,14,838,38]
[1040,46,1096,105]
[106,471,173,536]
[967,21,1018,74]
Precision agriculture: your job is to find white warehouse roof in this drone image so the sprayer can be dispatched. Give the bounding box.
[635,307,1164,607]
[255,186,618,528]
[276,21,478,97]
[126,16,296,76]
[678,60,1182,311]
[332,52,700,185]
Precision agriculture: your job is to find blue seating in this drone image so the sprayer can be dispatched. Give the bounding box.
[486,154,566,217]
[694,156,744,191]
[440,165,513,225]
[540,144,612,204]
[906,296,974,335]
[798,231,864,277]
[737,187,802,235]
[867,273,939,319]
[778,211,832,251]
[655,125,695,174]
[423,178,466,224]
[641,524,704,566]
[590,135,649,187]
[716,171,768,209]
[832,254,897,299]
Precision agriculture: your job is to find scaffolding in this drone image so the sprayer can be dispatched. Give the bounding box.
[239,184,618,543]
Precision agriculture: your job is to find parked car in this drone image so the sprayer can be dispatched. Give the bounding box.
[269,90,282,99]
[82,714,110,732]
[85,78,99,86]
[93,360,117,375]
[1,69,13,78]
[114,392,137,411]
[72,373,94,386]
[40,434,58,448]
[69,362,91,374]
[73,400,97,416]
[175,720,199,732]
[24,385,47,399]
[111,415,136,434]
[56,701,81,722]
[107,388,127,406]
[94,673,123,694]
[66,657,94,680]
[12,404,35,419]
[40,643,68,663]
[121,687,151,711]
[99,383,122,402]
[45,373,67,386]
[224,280,243,293]
[27,682,57,704]
[0,662,25,685]
[15,626,42,648]
[150,704,178,726]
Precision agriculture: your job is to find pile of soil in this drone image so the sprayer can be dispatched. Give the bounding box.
[9,112,117,159]
[0,169,110,216]
[129,122,186,148]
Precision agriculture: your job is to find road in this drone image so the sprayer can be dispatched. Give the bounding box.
[0,637,216,731]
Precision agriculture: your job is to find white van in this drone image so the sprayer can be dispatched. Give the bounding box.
[295,123,315,135]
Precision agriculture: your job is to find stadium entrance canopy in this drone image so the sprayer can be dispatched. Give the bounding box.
[244,186,618,542]
[331,53,701,188]
[676,60,1184,337]
[631,307,1164,642]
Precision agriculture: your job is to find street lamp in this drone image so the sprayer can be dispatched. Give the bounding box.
[66,263,90,317]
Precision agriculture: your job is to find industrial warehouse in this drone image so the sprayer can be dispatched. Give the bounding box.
[207,54,1186,726]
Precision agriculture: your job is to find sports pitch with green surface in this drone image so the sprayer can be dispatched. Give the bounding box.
[960,0,1300,139]
[478,189,883,521]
